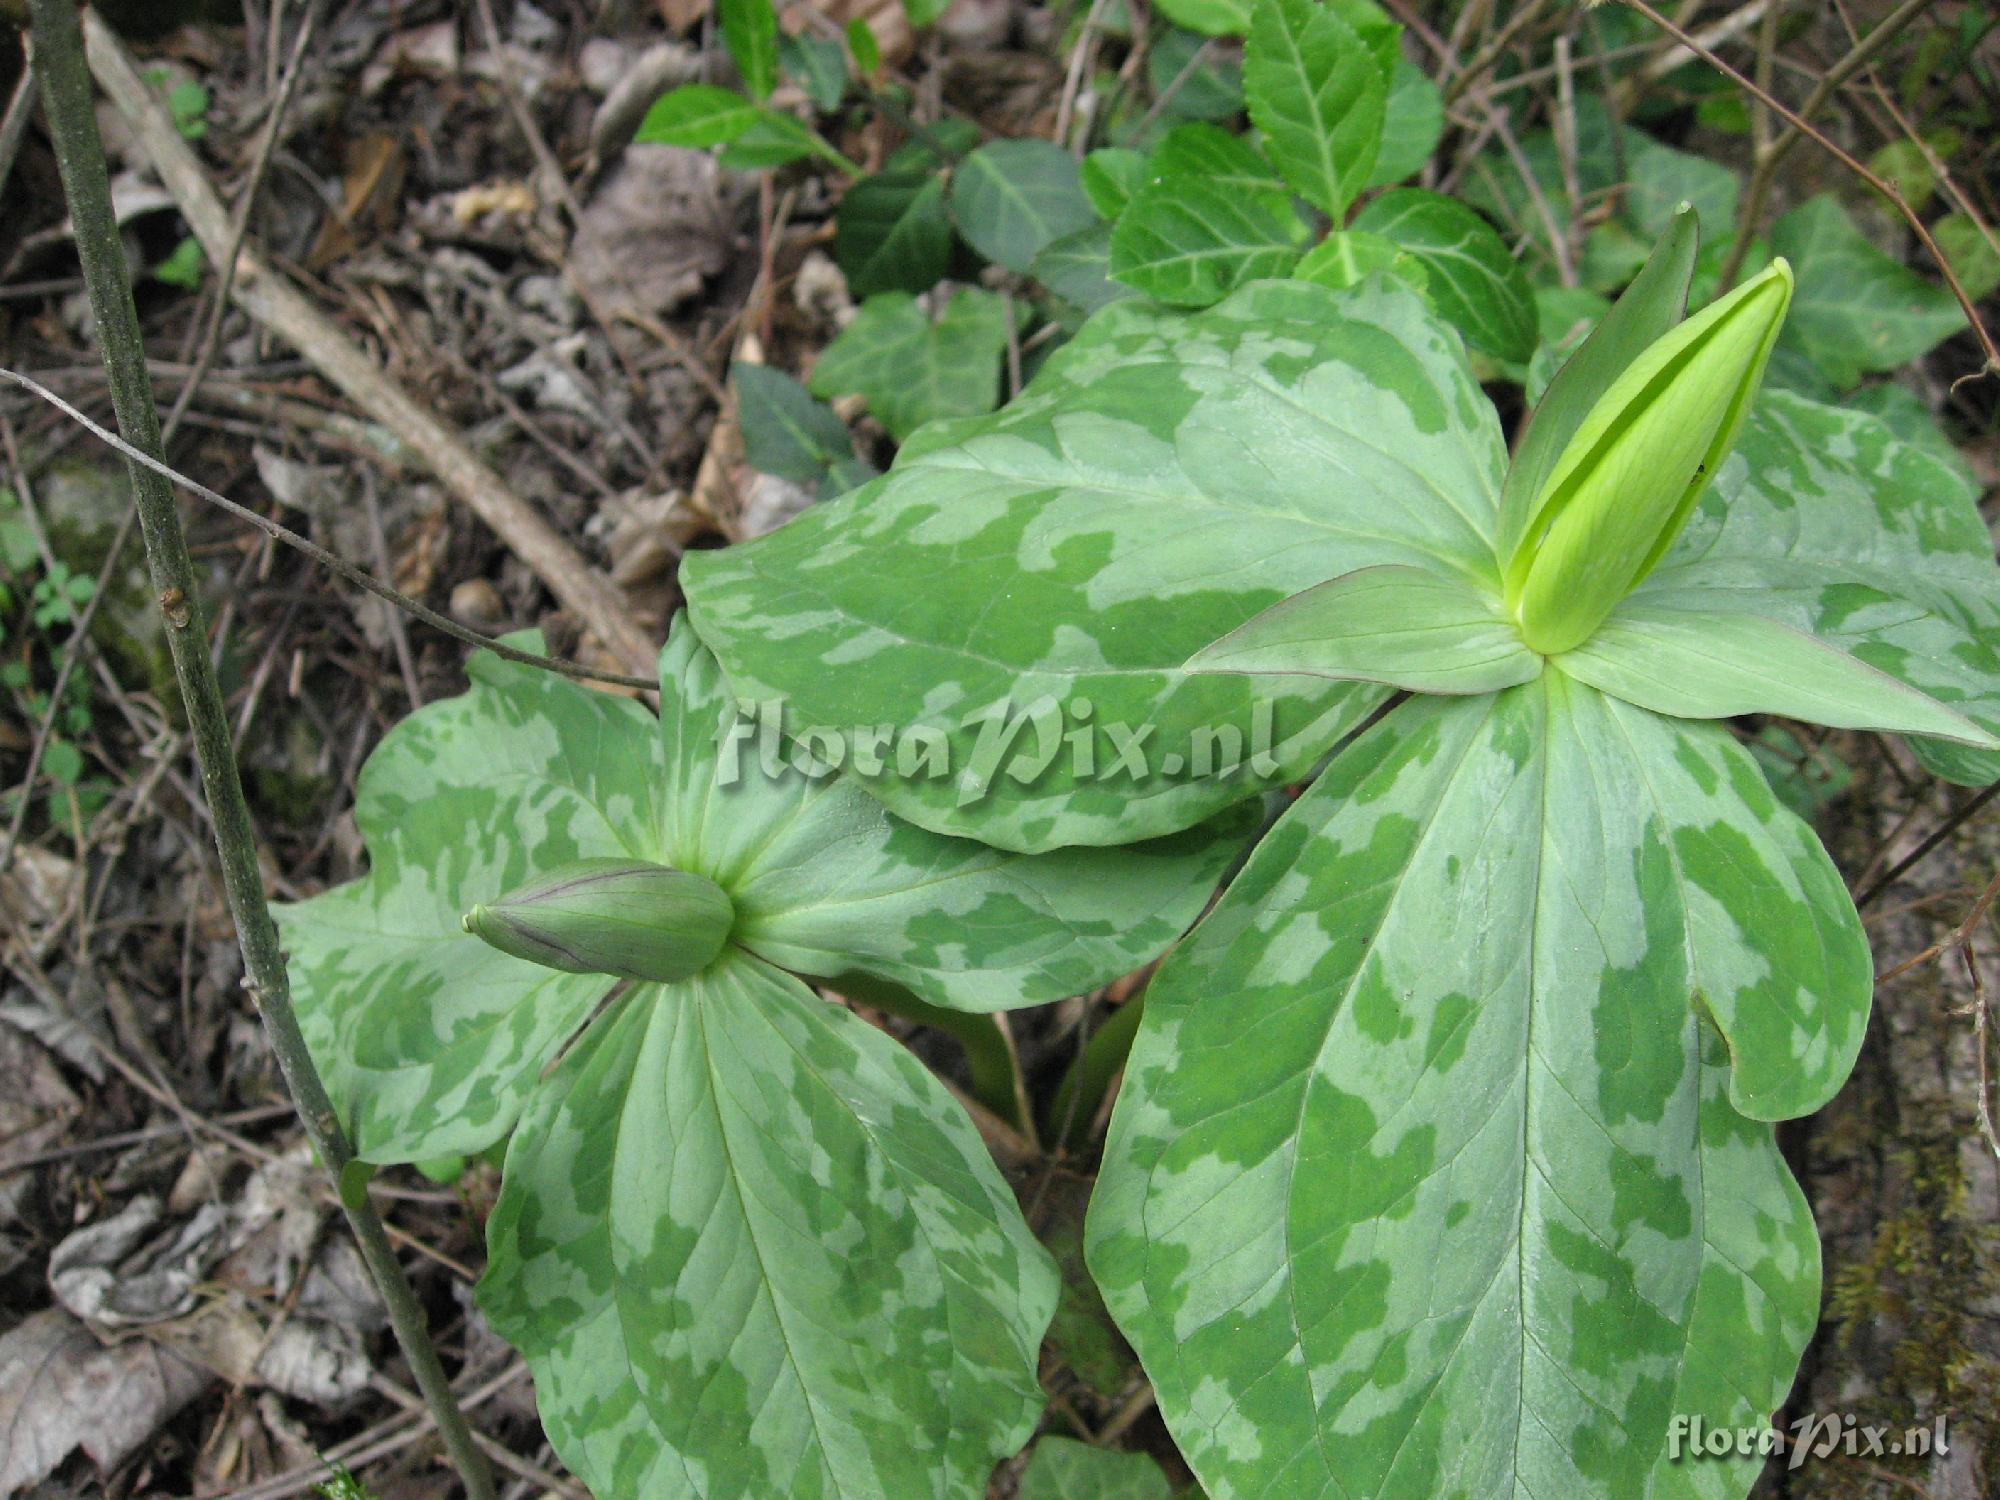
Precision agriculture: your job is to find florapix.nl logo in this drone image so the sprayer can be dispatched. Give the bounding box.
[716,694,1285,803]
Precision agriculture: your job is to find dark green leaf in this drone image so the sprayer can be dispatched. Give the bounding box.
[779,30,848,110]
[1080,147,1148,218]
[809,288,1014,441]
[1016,1438,1175,1500]
[836,170,954,297]
[733,363,856,487]
[1110,176,1307,305]
[1369,55,1443,187]
[951,140,1099,274]
[719,0,779,100]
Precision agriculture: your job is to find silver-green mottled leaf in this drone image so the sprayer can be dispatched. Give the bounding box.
[479,952,1058,1500]
[1639,390,2000,785]
[278,653,660,1162]
[652,622,1255,1010]
[1089,677,1858,1499]
[1190,564,1540,694]
[683,278,1507,852]
[1556,601,2000,748]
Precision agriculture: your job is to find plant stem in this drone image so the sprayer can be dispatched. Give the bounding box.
[26,4,497,1496]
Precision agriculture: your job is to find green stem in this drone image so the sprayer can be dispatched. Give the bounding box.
[26,5,496,1496]
[1044,995,1145,1150]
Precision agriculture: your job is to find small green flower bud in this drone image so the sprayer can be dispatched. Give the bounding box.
[1505,259,1794,656]
[462,858,733,983]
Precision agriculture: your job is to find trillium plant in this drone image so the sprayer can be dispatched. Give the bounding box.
[289,206,2000,1497]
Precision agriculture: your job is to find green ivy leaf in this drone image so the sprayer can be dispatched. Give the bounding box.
[835,170,955,297]
[1772,195,1966,387]
[719,0,779,100]
[1244,0,1385,216]
[1368,55,1443,187]
[808,288,1014,442]
[1934,210,2000,302]
[1016,1437,1176,1500]
[685,280,1500,851]
[1352,188,1537,360]
[951,140,1099,274]
[1033,222,1136,316]
[733,363,865,494]
[479,952,1058,1500]
[1089,676,1859,1497]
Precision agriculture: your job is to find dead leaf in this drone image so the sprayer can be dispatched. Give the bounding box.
[0,1308,212,1494]
[570,145,727,321]
[306,133,406,271]
[450,179,539,226]
[656,0,711,34]
[50,1195,226,1328]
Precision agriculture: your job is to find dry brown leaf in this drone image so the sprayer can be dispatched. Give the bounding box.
[0,1308,212,1494]
[656,0,713,34]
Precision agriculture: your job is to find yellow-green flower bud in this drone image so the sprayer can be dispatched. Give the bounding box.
[462,858,733,983]
[1504,260,1794,656]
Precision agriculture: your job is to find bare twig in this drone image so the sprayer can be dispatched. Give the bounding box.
[27,6,499,1493]
[1623,0,2000,382]
[78,10,656,673]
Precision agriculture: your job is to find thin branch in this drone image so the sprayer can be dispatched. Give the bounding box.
[1623,0,2000,381]
[25,5,499,1494]
[0,369,656,690]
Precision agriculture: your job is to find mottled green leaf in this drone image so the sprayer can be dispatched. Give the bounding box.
[684,278,1505,851]
[1090,677,1859,1498]
[808,289,1014,442]
[1244,0,1384,216]
[835,170,955,297]
[1191,564,1541,693]
[1639,390,2000,785]
[1556,600,2000,747]
[479,952,1058,1500]
[952,140,1099,274]
[1772,195,1966,387]
[1353,188,1536,360]
[1017,1437,1175,1500]
[279,651,661,1162]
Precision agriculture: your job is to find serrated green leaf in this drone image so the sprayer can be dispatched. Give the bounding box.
[808,289,1012,442]
[1352,187,1536,360]
[1636,390,2000,785]
[1556,600,2000,748]
[1089,676,1859,1497]
[1772,194,1966,387]
[719,0,779,99]
[733,363,857,487]
[1244,0,1385,215]
[1016,1438,1175,1500]
[1110,175,1307,305]
[1080,147,1149,218]
[1190,564,1541,693]
[684,278,1502,850]
[479,952,1059,1500]
[835,170,954,297]
[280,651,662,1162]
[1368,54,1442,187]
[951,140,1099,274]
[637,84,763,147]
[717,109,833,170]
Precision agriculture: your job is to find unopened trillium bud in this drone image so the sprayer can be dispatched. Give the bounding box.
[1505,259,1794,656]
[462,858,733,983]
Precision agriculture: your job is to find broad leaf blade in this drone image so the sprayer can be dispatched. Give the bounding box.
[1089,678,1855,1497]
[1190,563,1541,693]
[1016,1438,1175,1500]
[1110,175,1307,306]
[637,85,763,147]
[808,289,1013,441]
[279,653,661,1162]
[479,953,1059,1500]
[734,363,856,487]
[719,0,778,99]
[654,620,1253,1012]
[1244,0,1385,216]
[1642,390,2000,785]
[684,278,1508,851]
[835,170,954,298]
[1352,188,1536,360]
[1557,601,2000,747]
